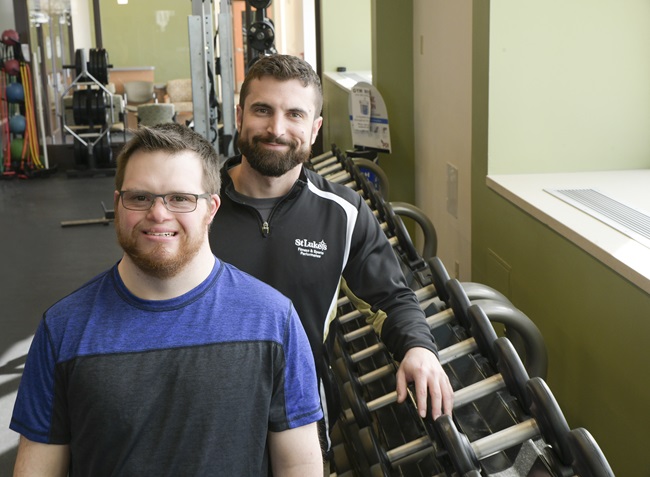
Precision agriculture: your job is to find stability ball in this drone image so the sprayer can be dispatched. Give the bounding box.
[9,115,27,134]
[2,59,20,76]
[1,29,20,46]
[6,82,25,103]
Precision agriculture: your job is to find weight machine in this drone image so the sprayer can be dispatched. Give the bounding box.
[244,0,277,70]
[187,0,276,160]
[60,48,118,177]
[189,0,241,160]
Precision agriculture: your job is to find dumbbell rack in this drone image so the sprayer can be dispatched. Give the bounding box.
[60,49,116,178]
[310,146,614,477]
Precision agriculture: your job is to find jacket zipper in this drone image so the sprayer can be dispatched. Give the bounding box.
[226,175,302,238]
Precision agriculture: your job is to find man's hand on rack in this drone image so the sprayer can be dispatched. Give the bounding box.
[395,346,454,420]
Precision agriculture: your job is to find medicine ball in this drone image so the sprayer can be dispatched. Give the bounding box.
[10,138,25,159]
[9,115,27,134]
[6,82,25,103]
[1,29,20,46]
[2,59,20,76]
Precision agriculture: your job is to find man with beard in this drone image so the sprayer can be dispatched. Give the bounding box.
[209,55,454,459]
[10,123,323,477]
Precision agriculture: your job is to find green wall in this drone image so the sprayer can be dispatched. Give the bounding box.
[320,0,416,205]
[320,0,371,72]
[472,2,649,474]
[488,0,650,174]
[370,0,415,204]
[319,0,371,157]
[473,189,650,476]
[322,78,353,152]
[99,0,191,84]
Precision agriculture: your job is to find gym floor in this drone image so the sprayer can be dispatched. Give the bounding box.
[0,170,122,474]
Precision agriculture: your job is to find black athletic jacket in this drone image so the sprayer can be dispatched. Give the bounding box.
[210,156,438,409]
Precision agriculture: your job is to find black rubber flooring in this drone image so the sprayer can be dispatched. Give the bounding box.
[0,172,122,474]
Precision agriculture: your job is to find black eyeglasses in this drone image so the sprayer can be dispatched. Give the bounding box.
[119,191,211,213]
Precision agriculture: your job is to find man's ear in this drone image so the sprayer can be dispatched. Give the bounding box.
[236,104,243,132]
[208,194,221,222]
[311,116,323,145]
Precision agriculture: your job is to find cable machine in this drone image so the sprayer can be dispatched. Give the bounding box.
[244,0,277,71]
[187,0,277,159]
[189,0,238,160]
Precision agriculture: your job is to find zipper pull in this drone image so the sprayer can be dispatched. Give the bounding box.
[261,221,270,236]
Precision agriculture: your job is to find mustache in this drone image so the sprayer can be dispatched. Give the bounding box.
[252,135,298,148]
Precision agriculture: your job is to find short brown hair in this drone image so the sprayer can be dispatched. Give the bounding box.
[115,123,221,196]
[239,55,322,114]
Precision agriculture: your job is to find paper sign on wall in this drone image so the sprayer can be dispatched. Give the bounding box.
[351,86,371,131]
[348,82,391,153]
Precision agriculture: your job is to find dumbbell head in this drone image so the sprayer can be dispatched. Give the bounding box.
[567,427,615,477]
[343,363,402,428]
[386,204,421,265]
[435,414,479,474]
[343,381,373,428]
[466,305,498,364]
[427,257,451,304]
[436,377,572,475]
[331,442,352,474]
[526,377,572,466]
[359,426,391,473]
[447,279,472,329]
[333,356,349,384]
[493,336,530,409]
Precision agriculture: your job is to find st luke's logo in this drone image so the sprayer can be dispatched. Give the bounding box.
[295,238,327,259]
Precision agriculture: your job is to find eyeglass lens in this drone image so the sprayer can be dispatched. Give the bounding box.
[121,192,199,212]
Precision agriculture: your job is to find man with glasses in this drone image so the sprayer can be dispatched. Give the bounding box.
[10,123,323,476]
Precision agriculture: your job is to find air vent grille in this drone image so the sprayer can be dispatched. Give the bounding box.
[545,188,650,249]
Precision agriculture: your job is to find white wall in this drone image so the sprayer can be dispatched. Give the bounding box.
[0,2,16,35]
[413,0,473,279]
[70,0,93,51]
[272,0,302,58]
[489,0,650,174]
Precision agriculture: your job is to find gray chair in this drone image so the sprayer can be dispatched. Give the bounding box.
[123,81,155,110]
[137,103,175,127]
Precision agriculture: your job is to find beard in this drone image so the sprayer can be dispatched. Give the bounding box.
[115,212,206,279]
[237,133,311,177]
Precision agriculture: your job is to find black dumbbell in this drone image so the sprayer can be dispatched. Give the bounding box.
[331,441,353,474]
[343,336,527,432]
[338,302,455,346]
[338,275,548,381]
[336,283,440,326]
[309,150,335,166]
[568,428,615,477]
[341,306,503,429]
[338,294,502,353]
[358,426,434,476]
[335,278,485,363]
[435,377,573,475]
[339,303,499,381]
[311,154,340,172]
[339,304,497,384]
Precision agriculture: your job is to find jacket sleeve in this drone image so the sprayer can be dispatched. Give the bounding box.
[341,200,438,362]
